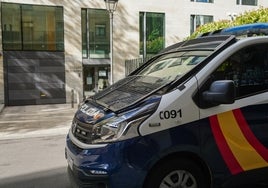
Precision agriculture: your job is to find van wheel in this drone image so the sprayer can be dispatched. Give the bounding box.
[144,158,209,188]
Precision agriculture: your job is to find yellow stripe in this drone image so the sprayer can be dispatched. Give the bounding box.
[217,111,268,171]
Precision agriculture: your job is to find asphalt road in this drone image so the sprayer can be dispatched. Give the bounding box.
[0,167,71,188]
[0,135,72,188]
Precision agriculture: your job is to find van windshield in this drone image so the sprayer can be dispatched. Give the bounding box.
[91,36,235,112]
[137,50,212,81]
[92,50,213,111]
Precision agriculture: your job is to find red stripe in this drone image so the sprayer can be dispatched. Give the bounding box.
[209,115,243,174]
[233,109,268,162]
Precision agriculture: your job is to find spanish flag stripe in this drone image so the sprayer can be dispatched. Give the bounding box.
[209,115,243,174]
[233,109,268,162]
[217,110,268,171]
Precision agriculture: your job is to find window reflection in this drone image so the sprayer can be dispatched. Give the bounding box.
[139,12,165,59]
[190,15,213,34]
[236,0,257,6]
[82,9,110,59]
[2,3,64,51]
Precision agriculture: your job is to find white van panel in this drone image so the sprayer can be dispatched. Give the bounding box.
[139,77,199,136]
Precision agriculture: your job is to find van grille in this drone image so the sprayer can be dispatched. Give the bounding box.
[72,119,94,144]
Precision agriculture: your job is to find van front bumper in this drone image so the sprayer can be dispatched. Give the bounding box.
[65,135,147,188]
[67,165,109,188]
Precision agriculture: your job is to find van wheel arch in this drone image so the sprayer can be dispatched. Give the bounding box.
[143,152,212,188]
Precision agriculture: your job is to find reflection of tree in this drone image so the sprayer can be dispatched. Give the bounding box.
[147,36,164,54]
[147,29,164,54]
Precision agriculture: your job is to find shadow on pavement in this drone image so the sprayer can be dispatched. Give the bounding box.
[0,167,72,188]
[0,104,77,140]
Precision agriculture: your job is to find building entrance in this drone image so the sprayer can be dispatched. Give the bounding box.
[83,65,110,97]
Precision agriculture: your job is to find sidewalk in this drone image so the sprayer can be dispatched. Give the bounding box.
[0,104,77,140]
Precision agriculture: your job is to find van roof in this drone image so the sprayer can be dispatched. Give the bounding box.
[160,35,236,54]
[161,23,268,54]
[199,22,268,37]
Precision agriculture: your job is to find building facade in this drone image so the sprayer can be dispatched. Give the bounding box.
[0,0,267,106]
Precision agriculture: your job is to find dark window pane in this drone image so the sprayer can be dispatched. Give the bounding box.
[190,15,213,34]
[82,9,110,59]
[88,9,110,59]
[192,0,214,2]
[82,9,88,58]
[139,12,145,56]
[212,44,268,98]
[140,12,165,58]
[2,3,22,50]
[1,3,64,51]
[237,0,257,5]
[242,0,257,5]
[21,5,64,51]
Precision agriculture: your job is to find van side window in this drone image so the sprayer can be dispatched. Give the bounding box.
[211,44,268,99]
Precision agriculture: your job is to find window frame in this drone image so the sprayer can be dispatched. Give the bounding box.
[1,2,64,51]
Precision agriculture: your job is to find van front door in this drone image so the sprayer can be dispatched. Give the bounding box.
[197,43,268,186]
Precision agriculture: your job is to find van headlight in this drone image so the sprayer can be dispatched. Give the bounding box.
[91,115,148,144]
[90,98,160,144]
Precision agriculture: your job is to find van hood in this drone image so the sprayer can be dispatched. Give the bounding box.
[72,76,163,144]
[90,75,169,112]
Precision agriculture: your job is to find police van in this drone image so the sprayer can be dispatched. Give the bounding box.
[65,23,268,188]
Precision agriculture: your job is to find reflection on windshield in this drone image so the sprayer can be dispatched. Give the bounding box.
[137,51,212,81]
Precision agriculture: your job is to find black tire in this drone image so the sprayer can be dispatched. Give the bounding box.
[144,158,209,188]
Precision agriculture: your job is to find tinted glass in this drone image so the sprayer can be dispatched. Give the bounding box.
[191,0,214,2]
[237,0,257,5]
[1,3,64,51]
[137,51,212,81]
[22,5,64,51]
[190,15,213,34]
[82,9,110,59]
[140,12,165,58]
[211,44,268,98]
[2,3,22,50]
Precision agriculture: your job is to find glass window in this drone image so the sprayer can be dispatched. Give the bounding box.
[81,9,110,59]
[137,50,211,81]
[191,0,214,3]
[1,3,64,51]
[140,12,165,59]
[2,3,22,50]
[210,44,268,98]
[81,9,88,58]
[236,0,257,5]
[190,15,213,34]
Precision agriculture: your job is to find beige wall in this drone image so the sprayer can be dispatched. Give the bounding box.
[1,0,268,105]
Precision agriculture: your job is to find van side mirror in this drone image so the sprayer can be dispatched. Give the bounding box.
[202,80,235,105]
